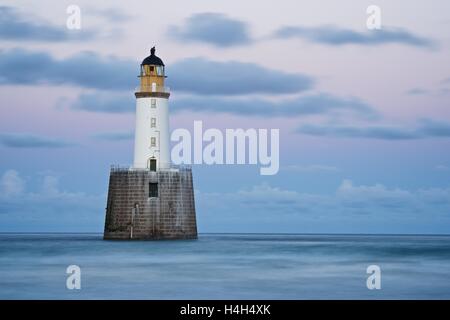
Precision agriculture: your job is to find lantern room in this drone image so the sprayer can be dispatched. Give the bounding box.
[139,46,166,92]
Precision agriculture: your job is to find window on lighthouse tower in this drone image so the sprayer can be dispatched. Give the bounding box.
[150,137,156,147]
[151,118,156,128]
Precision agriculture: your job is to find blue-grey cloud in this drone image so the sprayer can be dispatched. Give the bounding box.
[71,91,378,120]
[0,6,93,41]
[420,119,450,137]
[169,57,313,95]
[171,94,378,119]
[297,124,419,140]
[0,133,74,148]
[72,93,134,113]
[274,25,435,48]
[296,119,450,140]
[0,49,312,95]
[0,48,135,90]
[92,132,133,141]
[168,12,251,47]
[406,88,428,95]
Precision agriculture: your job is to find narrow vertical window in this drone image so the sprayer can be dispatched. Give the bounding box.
[150,137,156,147]
[151,99,156,108]
[151,117,156,128]
[149,159,157,171]
[149,183,158,198]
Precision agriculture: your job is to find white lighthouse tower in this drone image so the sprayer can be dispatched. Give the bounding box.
[133,47,170,170]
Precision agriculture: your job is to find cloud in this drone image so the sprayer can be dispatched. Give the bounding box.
[168,12,251,47]
[0,48,135,90]
[70,91,377,120]
[0,6,92,41]
[406,88,428,95]
[197,180,450,233]
[0,170,104,231]
[0,170,25,197]
[336,179,411,209]
[0,50,312,96]
[296,119,450,140]
[171,94,378,119]
[72,92,134,113]
[420,118,450,137]
[92,132,134,141]
[168,14,436,49]
[169,57,313,95]
[199,183,315,217]
[297,124,419,140]
[0,132,74,148]
[274,25,435,48]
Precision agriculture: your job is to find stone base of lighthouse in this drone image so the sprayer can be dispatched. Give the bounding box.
[103,167,197,240]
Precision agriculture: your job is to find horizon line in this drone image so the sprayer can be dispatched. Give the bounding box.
[0,232,449,236]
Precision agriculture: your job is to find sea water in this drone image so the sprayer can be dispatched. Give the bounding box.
[0,233,449,299]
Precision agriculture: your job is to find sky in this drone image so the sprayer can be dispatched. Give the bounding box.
[1,0,450,233]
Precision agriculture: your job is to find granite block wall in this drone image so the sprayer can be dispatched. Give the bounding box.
[103,168,197,240]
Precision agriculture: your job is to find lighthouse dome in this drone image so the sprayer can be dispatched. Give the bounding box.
[141,47,164,66]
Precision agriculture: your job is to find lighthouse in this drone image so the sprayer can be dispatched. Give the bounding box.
[133,47,170,171]
[103,47,198,240]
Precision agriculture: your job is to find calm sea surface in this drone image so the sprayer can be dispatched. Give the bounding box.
[0,233,449,299]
